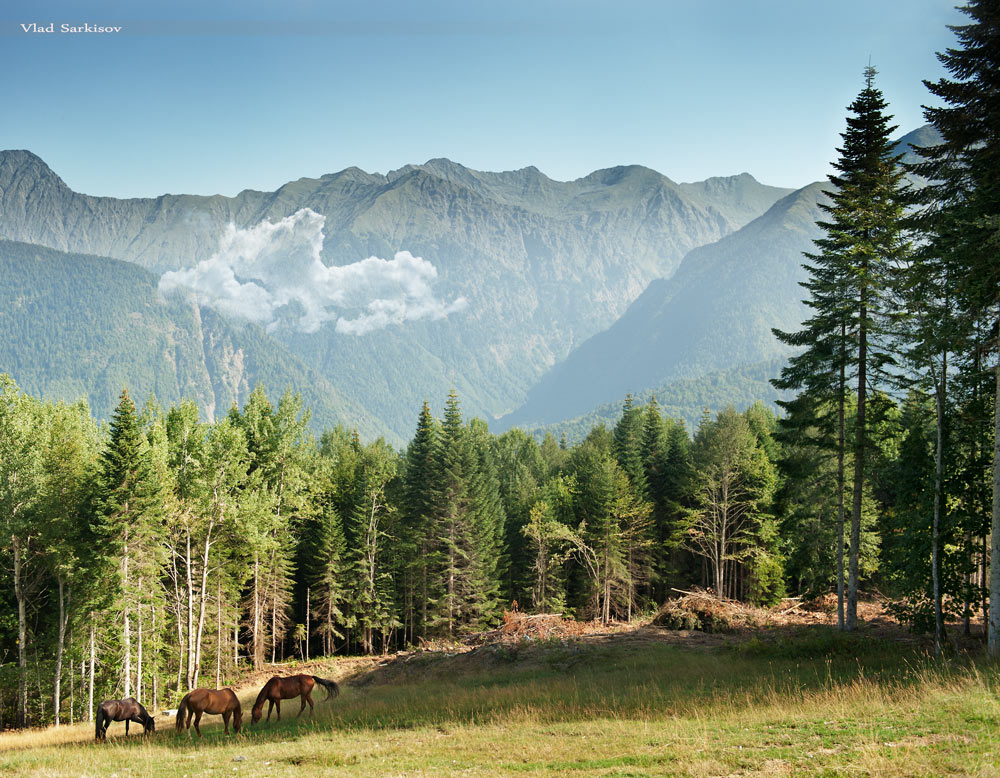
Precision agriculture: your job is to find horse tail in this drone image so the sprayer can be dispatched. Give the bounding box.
[176,694,190,732]
[312,676,340,701]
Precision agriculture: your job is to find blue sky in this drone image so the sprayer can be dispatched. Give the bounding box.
[3,0,964,197]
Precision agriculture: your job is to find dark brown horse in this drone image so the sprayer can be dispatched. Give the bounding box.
[95,697,155,740]
[251,675,339,724]
[175,688,242,737]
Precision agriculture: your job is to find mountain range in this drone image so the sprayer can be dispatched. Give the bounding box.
[0,127,936,442]
[0,151,791,441]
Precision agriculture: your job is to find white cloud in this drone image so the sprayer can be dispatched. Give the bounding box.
[158,208,467,335]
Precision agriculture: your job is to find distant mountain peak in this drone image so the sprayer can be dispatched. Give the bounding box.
[0,149,71,192]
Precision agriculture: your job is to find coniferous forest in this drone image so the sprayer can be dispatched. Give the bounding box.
[0,0,998,735]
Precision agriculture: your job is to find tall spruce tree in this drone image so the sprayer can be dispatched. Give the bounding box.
[400,402,440,640]
[428,392,480,636]
[778,66,907,630]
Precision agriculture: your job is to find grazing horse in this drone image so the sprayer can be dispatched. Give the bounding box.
[95,697,155,741]
[251,674,340,724]
[175,688,242,737]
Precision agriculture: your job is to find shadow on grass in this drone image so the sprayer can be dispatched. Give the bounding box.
[17,625,979,754]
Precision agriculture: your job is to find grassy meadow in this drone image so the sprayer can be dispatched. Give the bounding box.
[2,627,999,777]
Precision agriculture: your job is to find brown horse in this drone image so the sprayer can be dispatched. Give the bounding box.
[251,674,339,724]
[95,697,155,740]
[175,688,242,737]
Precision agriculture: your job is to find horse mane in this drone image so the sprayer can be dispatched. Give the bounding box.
[251,678,273,714]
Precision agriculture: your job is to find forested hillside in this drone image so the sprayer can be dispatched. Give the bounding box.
[527,359,790,445]
[0,240,382,437]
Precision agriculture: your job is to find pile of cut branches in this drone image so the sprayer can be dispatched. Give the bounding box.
[469,610,588,645]
[652,589,772,633]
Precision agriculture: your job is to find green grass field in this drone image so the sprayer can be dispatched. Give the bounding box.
[2,627,999,777]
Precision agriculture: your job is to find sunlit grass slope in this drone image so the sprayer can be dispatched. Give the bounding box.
[2,630,998,777]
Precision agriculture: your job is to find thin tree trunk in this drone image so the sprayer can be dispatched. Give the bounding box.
[847,291,868,632]
[421,540,428,640]
[448,519,456,637]
[69,646,74,726]
[137,600,143,702]
[193,521,215,688]
[837,334,847,630]
[152,604,158,711]
[13,536,27,728]
[305,588,310,662]
[932,356,946,657]
[54,575,66,726]
[123,533,131,699]
[216,579,222,688]
[988,352,1000,656]
[88,619,95,723]
[171,552,185,694]
[964,530,973,637]
[253,554,262,669]
[186,529,195,689]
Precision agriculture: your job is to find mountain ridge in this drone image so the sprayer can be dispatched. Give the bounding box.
[497,125,942,432]
[0,149,794,439]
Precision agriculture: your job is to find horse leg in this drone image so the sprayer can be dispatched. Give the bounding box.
[223,711,231,734]
[125,719,130,736]
[275,700,281,721]
[186,708,195,732]
[267,700,274,721]
[307,691,314,717]
[194,711,203,737]
[297,692,307,718]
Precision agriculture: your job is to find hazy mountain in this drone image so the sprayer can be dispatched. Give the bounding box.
[499,126,941,432]
[0,240,383,437]
[0,152,791,438]
[500,182,830,429]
